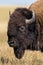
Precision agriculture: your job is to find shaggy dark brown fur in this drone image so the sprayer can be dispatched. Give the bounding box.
[7,0,43,59]
[7,8,38,59]
[29,0,43,51]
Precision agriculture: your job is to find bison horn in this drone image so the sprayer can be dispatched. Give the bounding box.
[9,11,11,17]
[25,10,36,24]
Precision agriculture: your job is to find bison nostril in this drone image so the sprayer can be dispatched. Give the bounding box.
[8,40,14,44]
[8,40,14,47]
[8,40,19,47]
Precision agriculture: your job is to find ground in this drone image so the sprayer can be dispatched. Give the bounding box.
[0,6,43,65]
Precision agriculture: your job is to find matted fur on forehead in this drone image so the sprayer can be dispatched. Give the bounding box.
[9,9,26,25]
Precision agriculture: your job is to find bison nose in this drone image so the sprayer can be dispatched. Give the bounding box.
[8,39,20,47]
[8,40,14,47]
[8,40,14,44]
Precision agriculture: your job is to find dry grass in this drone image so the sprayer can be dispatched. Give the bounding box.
[0,42,43,65]
[0,4,43,65]
[0,5,28,22]
[0,24,43,64]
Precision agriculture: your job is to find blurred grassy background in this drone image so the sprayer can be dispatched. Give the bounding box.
[0,6,43,65]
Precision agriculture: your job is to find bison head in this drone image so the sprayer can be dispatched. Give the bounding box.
[7,8,38,59]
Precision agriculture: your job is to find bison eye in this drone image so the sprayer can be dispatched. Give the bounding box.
[19,26,25,32]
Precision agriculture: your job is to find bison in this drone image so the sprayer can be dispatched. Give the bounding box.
[7,0,43,59]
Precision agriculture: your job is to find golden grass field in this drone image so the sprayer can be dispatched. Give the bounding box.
[0,5,43,65]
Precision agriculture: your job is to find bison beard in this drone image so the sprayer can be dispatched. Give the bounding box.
[7,7,43,59]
